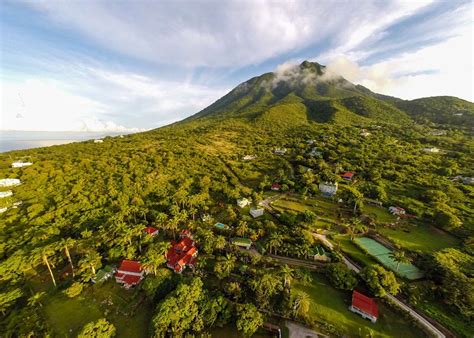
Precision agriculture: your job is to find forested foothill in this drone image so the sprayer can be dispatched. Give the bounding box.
[1,61,473,337]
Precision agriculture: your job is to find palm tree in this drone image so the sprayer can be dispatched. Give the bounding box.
[346,218,367,241]
[142,242,170,275]
[80,251,102,275]
[291,290,310,318]
[27,292,46,307]
[235,221,248,237]
[266,233,283,255]
[36,246,57,287]
[390,250,412,271]
[61,238,76,277]
[280,265,294,288]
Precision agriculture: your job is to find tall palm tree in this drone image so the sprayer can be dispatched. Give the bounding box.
[280,265,294,288]
[390,250,412,271]
[266,233,283,255]
[80,251,102,275]
[291,290,310,318]
[61,238,76,277]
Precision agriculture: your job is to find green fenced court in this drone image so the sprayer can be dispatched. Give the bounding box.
[354,237,424,280]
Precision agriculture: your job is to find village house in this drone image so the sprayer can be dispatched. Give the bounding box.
[237,198,251,208]
[12,201,23,208]
[423,147,440,153]
[319,182,338,197]
[349,290,378,323]
[11,161,33,168]
[92,265,115,284]
[232,237,252,250]
[309,147,323,157]
[307,139,316,145]
[0,178,21,187]
[274,148,287,155]
[144,226,159,236]
[94,139,103,143]
[166,231,198,273]
[250,208,264,218]
[271,183,281,191]
[0,207,8,213]
[360,130,371,137]
[0,191,13,198]
[389,206,406,216]
[461,177,474,185]
[242,155,257,160]
[341,172,354,181]
[310,246,331,262]
[115,260,144,288]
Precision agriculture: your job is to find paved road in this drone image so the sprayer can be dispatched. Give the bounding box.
[269,254,324,270]
[314,234,446,338]
[285,320,328,338]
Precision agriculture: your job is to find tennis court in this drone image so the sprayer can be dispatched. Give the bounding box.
[354,237,424,280]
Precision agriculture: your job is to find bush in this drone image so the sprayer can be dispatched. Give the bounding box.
[64,282,84,298]
[324,263,358,290]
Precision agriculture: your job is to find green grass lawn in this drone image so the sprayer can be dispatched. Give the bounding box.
[377,224,459,253]
[362,205,396,224]
[332,234,377,267]
[294,273,424,337]
[42,280,153,337]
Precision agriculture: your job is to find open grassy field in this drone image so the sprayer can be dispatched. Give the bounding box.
[377,224,459,253]
[37,278,153,337]
[331,234,377,267]
[361,205,396,223]
[294,273,424,337]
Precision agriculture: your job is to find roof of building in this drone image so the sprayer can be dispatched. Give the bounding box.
[118,260,142,273]
[352,291,378,318]
[342,172,354,178]
[122,274,141,285]
[144,226,159,234]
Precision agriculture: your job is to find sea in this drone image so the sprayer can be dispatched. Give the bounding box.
[0,131,130,153]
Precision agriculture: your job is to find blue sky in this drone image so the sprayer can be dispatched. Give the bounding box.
[1,0,472,131]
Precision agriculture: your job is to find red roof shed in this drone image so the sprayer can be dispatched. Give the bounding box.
[352,291,378,318]
[144,226,159,235]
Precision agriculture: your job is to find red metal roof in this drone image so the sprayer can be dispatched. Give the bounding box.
[118,260,142,274]
[144,227,159,235]
[342,172,354,178]
[352,291,378,318]
[122,274,141,285]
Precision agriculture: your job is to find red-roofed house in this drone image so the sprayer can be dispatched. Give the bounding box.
[341,172,354,181]
[166,231,198,273]
[115,260,144,288]
[271,183,281,191]
[349,291,378,323]
[144,227,159,236]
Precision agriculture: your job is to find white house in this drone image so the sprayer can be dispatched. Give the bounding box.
[12,162,33,168]
[307,140,316,145]
[389,206,406,216]
[0,191,13,198]
[0,179,21,187]
[0,207,8,214]
[237,198,251,208]
[250,208,264,218]
[423,147,439,153]
[319,182,338,196]
[461,177,474,185]
[94,139,104,143]
[274,148,287,155]
[12,201,23,208]
[242,155,257,160]
[309,147,323,157]
[360,130,371,137]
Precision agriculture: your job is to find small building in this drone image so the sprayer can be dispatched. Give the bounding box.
[341,172,354,181]
[0,179,21,187]
[0,191,13,198]
[319,182,338,196]
[360,130,371,137]
[144,227,159,236]
[94,139,103,143]
[461,177,474,185]
[115,260,144,288]
[0,207,8,213]
[92,265,115,284]
[166,231,198,273]
[349,291,378,323]
[232,237,252,250]
[271,183,281,191]
[243,155,257,160]
[12,201,23,208]
[307,139,316,145]
[423,147,439,153]
[237,198,251,208]
[214,222,229,230]
[274,148,287,155]
[366,199,383,207]
[309,147,322,157]
[389,206,406,216]
[12,161,33,168]
[310,246,331,262]
[250,208,264,218]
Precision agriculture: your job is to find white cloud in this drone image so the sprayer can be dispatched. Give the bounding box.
[0,68,227,131]
[323,25,473,101]
[23,0,434,68]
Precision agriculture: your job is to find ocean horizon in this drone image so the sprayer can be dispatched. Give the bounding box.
[0,131,132,153]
